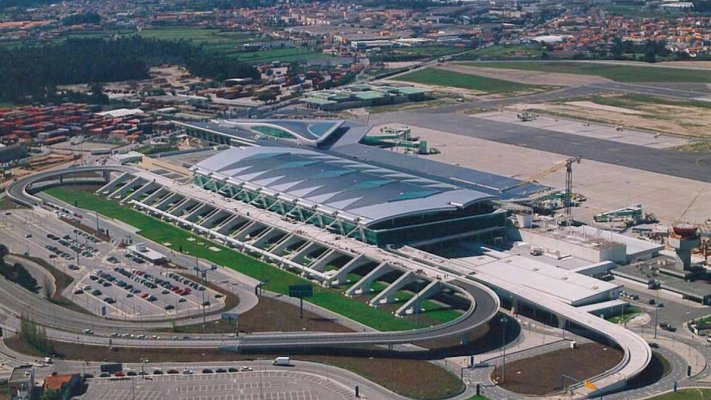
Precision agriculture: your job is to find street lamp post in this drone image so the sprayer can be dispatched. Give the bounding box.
[500,316,508,384]
[654,286,661,339]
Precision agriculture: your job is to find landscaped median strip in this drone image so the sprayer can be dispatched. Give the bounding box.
[44,186,454,331]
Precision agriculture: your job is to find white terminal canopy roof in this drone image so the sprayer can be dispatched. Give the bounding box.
[192,146,497,226]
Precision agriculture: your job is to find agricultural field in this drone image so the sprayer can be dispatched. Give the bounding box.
[467,61,711,83]
[518,93,711,138]
[373,45,465,62]
[456,44,544,60]
[392,67,548,95]
[227,47,327,64]
[44,185,460,331]
[58,27,326,64]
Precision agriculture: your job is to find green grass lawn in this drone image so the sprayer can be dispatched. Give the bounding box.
[401,46,463,58]
[606,305,642,324]
[227,47,327,64]
[648,389,711,400]
[465,61,711,83]
[392,67,545,94]
[456,44,544,60]
[44,186,455,331]
[577,93,711,111]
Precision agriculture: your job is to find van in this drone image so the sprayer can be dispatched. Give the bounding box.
[273,357,290,366]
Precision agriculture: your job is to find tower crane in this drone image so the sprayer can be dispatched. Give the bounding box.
[501,155,582,219]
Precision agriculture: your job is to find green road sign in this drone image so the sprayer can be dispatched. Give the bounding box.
[289,284,313,298]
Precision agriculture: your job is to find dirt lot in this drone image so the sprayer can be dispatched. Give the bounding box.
[491,342,623,395]
[168,295,353,334]
[446,64,611,86]
[659,61,711,70]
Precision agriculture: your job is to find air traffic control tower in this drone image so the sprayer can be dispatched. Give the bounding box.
[668,224,700,270]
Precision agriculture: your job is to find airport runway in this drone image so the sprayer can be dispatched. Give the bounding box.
[370,111,711,183]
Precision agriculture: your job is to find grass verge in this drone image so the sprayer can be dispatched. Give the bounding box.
[465,61,711,83]
[648,389,711,400]
[44,186,455,331]
[14,254,92,316]
[606,305,642,324]
[393,67,544,94]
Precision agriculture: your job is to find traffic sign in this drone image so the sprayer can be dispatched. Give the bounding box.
[288,284,313,299]
[288,284,313,319]
[221,312,239,321]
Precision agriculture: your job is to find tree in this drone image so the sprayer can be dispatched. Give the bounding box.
[611,37,624,60]
[19,317,53,354]
[40,389,59,400]
[0,244,7,259]
[42,276,53,300]
[255,90,277,104]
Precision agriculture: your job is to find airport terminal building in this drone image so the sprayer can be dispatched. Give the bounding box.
[182,119,550,246]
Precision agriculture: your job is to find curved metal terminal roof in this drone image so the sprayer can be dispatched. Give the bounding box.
[192,146,497,226]
[178,119,552,201]
[214,119,363,146]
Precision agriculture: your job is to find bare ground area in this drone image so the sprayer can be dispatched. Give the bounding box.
[659,61,711,70]
[491,342,623,395]
[513,96,711,138]
[446,64,611,86]
[166,295,353,334]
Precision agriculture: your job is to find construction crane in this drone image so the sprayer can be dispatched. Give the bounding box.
[501,155,582,218]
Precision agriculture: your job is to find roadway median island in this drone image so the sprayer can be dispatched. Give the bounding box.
[490,342,624,396]
[43,185,460,331]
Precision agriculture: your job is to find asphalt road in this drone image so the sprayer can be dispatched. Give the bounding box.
[1,166,500,351]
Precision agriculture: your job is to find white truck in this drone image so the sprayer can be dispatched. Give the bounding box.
[273,357,291,366]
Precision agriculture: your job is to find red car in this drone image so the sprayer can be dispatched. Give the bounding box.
[114,371,125,377]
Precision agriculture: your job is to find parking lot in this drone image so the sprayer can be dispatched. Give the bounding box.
[80,369,356,400]
[0,209,225,321]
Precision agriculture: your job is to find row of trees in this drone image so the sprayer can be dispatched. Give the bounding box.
[0,0,53,9]
[0,244,39,293]
[61,12,101,26]
[0,37,259,104]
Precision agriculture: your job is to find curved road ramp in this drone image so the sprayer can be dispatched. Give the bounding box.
[6,166,498,345]
[8,166,651,398]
